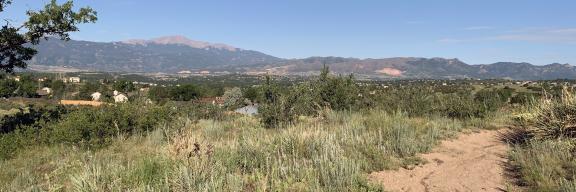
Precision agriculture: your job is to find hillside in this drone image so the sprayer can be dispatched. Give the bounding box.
[28,37,576,80]
[262,57,576,80]
[29,36,282,73]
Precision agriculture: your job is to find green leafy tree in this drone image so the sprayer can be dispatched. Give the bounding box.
[242,86,260,103]
[0,78,17,97]
[15,75,38,97]
[113,80,135,93]
[170,84,202,101]
[315,65,359,111]
[0,0,97,73]
[78,82,99,100]
[148,86,170,103]
[49,79,66,99]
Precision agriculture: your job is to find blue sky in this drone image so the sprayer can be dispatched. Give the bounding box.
[3,0,576,65]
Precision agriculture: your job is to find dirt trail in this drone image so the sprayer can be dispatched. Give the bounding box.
[370,130,509,192]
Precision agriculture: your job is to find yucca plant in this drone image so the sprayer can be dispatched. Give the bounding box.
[519,87,576,140]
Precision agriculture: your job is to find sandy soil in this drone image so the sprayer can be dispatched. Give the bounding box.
[370,130,509,192]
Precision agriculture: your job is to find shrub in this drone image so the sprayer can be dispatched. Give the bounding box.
[0,79,17,98]
[0,126,39,159]
[0,102,176,159]
[45,103,175,148]
[170,84,202,101]
[516,88,576,140]
[474,88,510,112]
[0,104,67,133]
[148,86,171,103]
[258,67,361,128]
[510,92,539,105]
[174,102,225,121]
[222,87,243,109]
[508,87,576,191]
[259,76,296,128]
[112,80,136,93]
[78,82,100,100]
[315,66,359,111]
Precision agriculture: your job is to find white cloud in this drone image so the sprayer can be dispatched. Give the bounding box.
[490,28,576,43]
[438,27,576,44]
[405,20,425,25]
[464,26,493,30]
[547,28,576,33]
[437,38,467,43]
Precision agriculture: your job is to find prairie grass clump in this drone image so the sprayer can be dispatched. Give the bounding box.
[508,140,576,191]
[507,87,576,191]
[515,88,576,140]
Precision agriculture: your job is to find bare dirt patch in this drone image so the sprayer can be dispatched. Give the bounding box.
[376,67,403,76]
[370,130,509,192]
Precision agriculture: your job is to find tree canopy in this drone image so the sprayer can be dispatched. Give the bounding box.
[0,0,97,73]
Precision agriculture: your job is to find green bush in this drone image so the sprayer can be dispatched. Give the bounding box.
[0,126,38,159]
[0,102,176,160]
[371,85,508,119]
[45,103,175,148]
[170,84,202,101]
[0,104,67,133]
[222,87,243,109]
[258,67,361,128]
[510,92,539,105]
[0,79,18,98]
[174,102,225,121]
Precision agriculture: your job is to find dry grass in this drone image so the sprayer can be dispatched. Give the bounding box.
[0,110,489,191]
[506,87,576,191]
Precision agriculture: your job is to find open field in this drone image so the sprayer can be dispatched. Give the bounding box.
[0,110,506,191]
[1,1,575,191]
[0,72,575,191]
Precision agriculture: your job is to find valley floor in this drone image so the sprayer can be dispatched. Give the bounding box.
[370,130,510,192]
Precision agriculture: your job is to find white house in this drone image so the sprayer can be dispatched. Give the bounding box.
[63,77,81,83]
[36,87,53,96]
[41,87,52,94]
[113,90,128,103]
[91,92,102,101]
[114,94,128,103]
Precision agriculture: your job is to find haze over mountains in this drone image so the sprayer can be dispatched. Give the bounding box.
[29,36,576,80]
[30,36,281,72]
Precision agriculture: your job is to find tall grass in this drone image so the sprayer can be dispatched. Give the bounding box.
[508,140,576,191]
[507,88,576,191]
[0,109,474,191]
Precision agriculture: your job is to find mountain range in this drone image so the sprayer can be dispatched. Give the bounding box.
[28,36,576,80]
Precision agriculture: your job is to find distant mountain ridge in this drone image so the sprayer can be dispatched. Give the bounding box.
[29,36,281,72]
[122,35,238,51]
[268,57,576,80]
[28,37,576,80]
